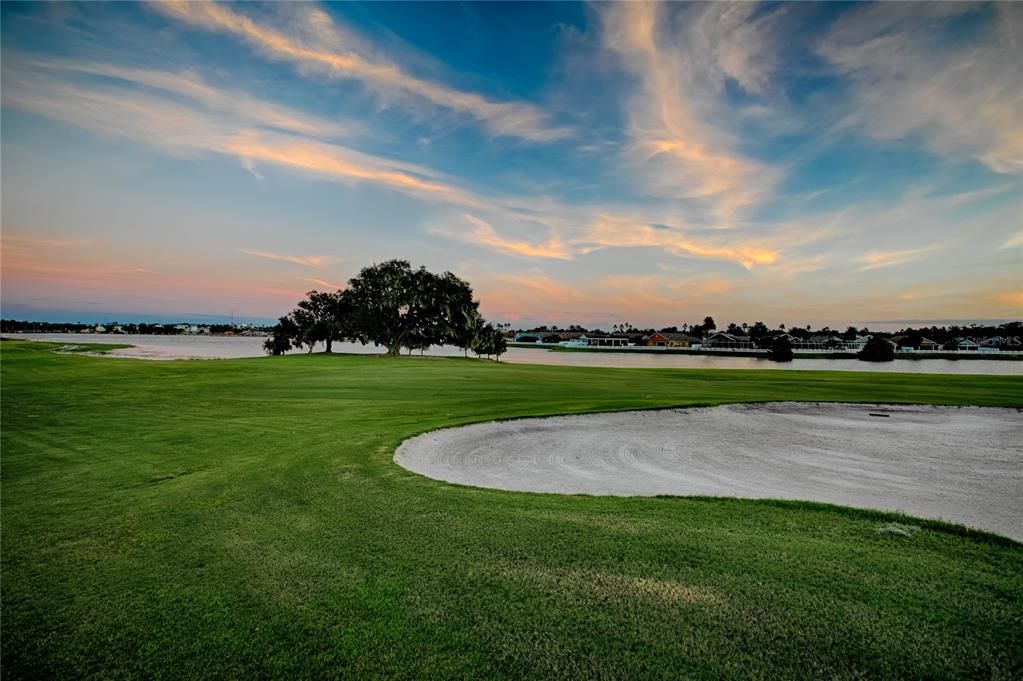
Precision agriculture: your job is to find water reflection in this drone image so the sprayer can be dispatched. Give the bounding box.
[15,333,1021,376]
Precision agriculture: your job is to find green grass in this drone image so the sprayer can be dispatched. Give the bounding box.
[2,340,1021,680]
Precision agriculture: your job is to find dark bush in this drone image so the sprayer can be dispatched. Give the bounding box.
[768,336,793,362]
[858,336,895,362]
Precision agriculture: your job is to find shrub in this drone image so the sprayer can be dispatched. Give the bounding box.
[767,336,793,362]
[858,336,895,362]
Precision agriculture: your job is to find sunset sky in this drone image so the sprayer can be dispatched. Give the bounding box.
[2,1,1021,328]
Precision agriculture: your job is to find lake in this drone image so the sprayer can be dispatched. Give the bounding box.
[11,333,1022,375]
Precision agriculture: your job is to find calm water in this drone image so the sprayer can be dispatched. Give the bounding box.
[12,333,1023,375]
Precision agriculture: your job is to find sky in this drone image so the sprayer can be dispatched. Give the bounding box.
[1,1,1021,328]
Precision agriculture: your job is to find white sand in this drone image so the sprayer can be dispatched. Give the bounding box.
[396,403,1023,540]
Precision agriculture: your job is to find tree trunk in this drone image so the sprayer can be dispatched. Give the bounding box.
[387,343,401,356]
[325,338,333,353]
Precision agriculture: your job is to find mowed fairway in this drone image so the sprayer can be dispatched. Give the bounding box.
[2,341,1022,680]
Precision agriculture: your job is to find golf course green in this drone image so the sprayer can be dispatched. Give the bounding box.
[2,340,1021,679]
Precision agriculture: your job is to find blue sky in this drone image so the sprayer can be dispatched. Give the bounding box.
[1,1,1020,327]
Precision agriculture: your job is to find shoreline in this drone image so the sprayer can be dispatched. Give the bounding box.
[509,342,1023,361]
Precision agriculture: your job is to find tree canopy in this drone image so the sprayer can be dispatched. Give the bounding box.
[266,260,498,359]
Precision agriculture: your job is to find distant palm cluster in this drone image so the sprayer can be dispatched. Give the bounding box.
[265,260,508,360]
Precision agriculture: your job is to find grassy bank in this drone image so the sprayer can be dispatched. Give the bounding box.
[2,340,1021,679]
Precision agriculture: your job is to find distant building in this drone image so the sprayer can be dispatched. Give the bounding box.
[646,332,699,348]
[703,332,753,349]
[956,338,979,351]
[846,335,872,350]
[561,334,630,348]
[580,334,629,347]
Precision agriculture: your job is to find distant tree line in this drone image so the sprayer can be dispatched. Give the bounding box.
[512,319,1022,346]
[0,320,265,335]
[265,260,507,360]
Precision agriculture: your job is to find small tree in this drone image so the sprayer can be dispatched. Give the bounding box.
[767,336,793,362]
[703,316,716,332]
[491,326,508,361]
[859,336,895,362]
[294,290,351,353]
[471,323,493,358]
[264,315,301,356]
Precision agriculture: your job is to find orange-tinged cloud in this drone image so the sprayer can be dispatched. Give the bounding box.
[223,135,467,200]
[582,215,778,269]
[1001,231,1023,249]
[456,214,572,260]
[3,60,485,209]
[856,244,944,270]
[240,250,333,267]
[600,2,780,222]
[303,277,344,290]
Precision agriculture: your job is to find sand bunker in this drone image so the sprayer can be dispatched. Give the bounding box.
[396,403,1023,540]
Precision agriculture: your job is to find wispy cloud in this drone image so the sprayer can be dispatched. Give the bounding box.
[240,250,333,267]
[436,214,571,260]
[302,277,344,290]
[431,209,784,270]
[598,2,784,223]
[223,133,472,202]
[818,3,1023,174]
[1,233,85,250]
[149,1,571,142]
[2,58,483,206]
[580,215,779,269]
[27,57,354,139]
[856,244,946,271]
[1001,231,1023,250]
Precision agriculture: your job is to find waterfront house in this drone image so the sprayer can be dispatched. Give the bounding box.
[646,332,699,348]
[846,335,872,351]
[793,335,843,350]
[578,334,629,347]
[703,332,753,349]
[919,337,940,351]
